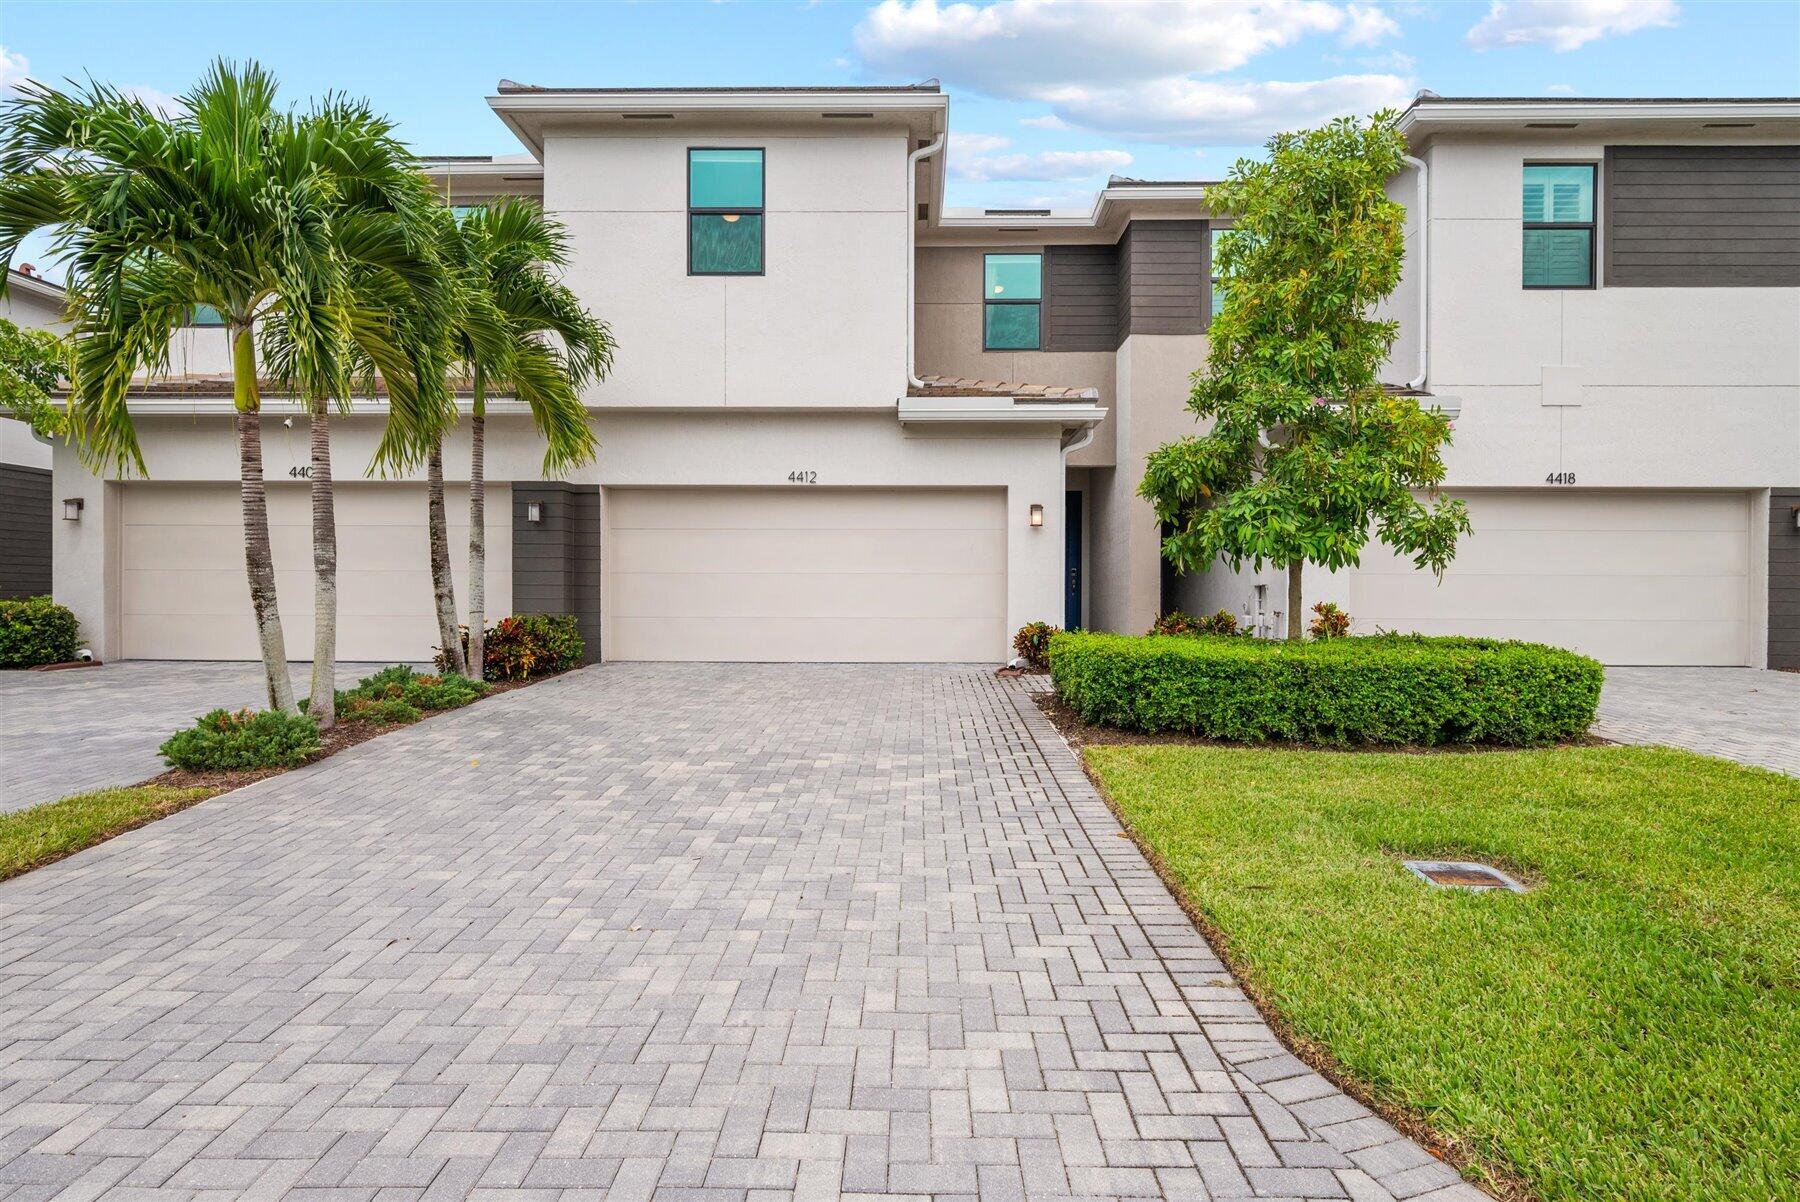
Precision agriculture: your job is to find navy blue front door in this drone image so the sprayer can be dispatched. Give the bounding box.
[1064,490,1083,630]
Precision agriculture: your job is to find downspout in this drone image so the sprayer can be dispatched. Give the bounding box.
[906,128,946,389]
[1060,425,1096,457]
[1402,153,1429,391]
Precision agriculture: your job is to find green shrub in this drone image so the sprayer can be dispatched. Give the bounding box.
[441,615,585,681]
[0,595,80,668]
[325,665,486,721]
[1308,601,1351,639]
[1150,609,1241,637]
[1048,631,1602,746]
[1012,621,1061,668]
[160,708,323,770]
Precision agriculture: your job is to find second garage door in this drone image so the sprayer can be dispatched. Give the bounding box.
[604,487,1007,662]
[1348,490,1751,665]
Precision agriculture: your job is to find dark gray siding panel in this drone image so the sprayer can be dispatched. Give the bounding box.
[1605,145,1800,287]
[511,482,602,663]
[1771,488,1800,670]
[1043,244,1119,353]
[1117,220,1208,341]
[0,464,52,600]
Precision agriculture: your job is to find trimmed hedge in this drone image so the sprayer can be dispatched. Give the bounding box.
[1049,631,1602,746]
[0,595,80,668]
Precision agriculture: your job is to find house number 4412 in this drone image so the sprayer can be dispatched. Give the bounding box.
[787,470,817,484]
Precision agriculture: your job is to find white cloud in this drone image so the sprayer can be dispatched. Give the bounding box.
[950,131,1014,155]
[952,147,1133,182]
[1019,113,1070,130]
[1545,82,1577,94]
[121,86,185,118]
[0,45,30,93]
[1036,73,1412,145]
[1466,0,1677,51]
[854,0,1390,93]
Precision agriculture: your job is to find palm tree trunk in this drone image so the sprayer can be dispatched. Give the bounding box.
[232,325,296,713]
[467,371,486,682]
[309,399,337,730]
[1286,560,1304,642]
[428,438,467,675]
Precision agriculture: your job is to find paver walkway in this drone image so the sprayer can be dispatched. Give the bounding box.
[0,665,1482,1201]
[1593,666,1799,776]
[0,661,411,812]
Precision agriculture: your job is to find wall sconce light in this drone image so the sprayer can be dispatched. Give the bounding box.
[526,501,544,524]
[1792,505,1799,532]
[61,497,84,521]
[1029,503,1044,528]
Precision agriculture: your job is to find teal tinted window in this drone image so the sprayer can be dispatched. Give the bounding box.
[983,253,1041,349]
[189,304,225,327]
[1522,164,1595,288]
[691,214,763,274]
[689,149,763,210]
[1209,226,1232,319]
[984,253,1041,300]
[984,302,1040,350]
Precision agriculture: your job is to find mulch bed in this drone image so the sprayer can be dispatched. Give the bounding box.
[146,670,566,795]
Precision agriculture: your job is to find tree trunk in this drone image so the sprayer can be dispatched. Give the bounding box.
[309,399,337,730]
[1286,560,1305,642]
[428,439,467,675]
[466,370,486,682]
[232,325,296,713]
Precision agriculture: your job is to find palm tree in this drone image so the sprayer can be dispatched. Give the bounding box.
[0,61,443,712]
[431,199,611,678]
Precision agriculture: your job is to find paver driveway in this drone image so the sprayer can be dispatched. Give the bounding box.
[1592,666,1799,776]
[0,661,404,812]
[0,665,1480,1202]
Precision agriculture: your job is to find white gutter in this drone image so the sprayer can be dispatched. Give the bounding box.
[1060,424,1097,456]
[906,129,946,390]
[1402,154,1429,392]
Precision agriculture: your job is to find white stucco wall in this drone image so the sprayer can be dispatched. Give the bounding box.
[545,130,910,408]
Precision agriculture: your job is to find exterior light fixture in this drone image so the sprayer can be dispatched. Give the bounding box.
[1029,503,1044,528]
[1792,505,1799,531]
[61,497,84,521]
[721,213,740,223]
[526,501,544,524]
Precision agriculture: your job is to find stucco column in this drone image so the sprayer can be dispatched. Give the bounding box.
[50,443,122,660]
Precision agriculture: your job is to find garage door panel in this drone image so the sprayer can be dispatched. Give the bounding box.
[605,487,1007,662]
[610,488,1005,531]
[121,483,511,663]
[609,528,1006,575]
[1350,490,1749,665]
[612,569,1005,620]
[609,616,1004,663]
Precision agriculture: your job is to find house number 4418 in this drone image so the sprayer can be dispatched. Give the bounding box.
[1544,471,1576,485]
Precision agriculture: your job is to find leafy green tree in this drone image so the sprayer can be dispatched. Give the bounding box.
[1139,112,1469,640]
[427,199,610,679]
[0,61,445,710]
[0,317,67,438]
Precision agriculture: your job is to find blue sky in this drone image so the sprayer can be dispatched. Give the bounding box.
[4,0,1796,251]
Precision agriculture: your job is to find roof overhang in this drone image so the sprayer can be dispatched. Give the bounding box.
[926,182,1216,244]
[4,269,66,304]
[1398,98,1800,142]
[488,88,947,158]
[898,394,1106,430]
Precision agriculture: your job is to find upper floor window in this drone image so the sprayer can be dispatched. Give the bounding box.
[1522,163,1596,289]
[984,253,1041,350]
[689,148,764,275]
[1209,225,1232,319]
[188,304,226,327]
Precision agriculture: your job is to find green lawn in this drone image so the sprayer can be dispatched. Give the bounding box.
[1086,743,1799,1202]
[1,785,215,880]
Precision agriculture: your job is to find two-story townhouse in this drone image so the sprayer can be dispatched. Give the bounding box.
[916,95,1800,668]
[37,86,1800,669]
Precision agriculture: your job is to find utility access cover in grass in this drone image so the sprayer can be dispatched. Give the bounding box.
[1404,859,1530,892]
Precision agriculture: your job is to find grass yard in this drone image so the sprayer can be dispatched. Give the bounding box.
[1086,743,1799,1202]
[1,785,216,880]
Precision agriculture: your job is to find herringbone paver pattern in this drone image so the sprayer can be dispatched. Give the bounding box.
[1592,666,1799,776]
[0,664,1484,1200]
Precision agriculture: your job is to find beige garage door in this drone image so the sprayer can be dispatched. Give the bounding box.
[605,487,1006,662]
[1349,490,1750,665]
[121,483,510,662]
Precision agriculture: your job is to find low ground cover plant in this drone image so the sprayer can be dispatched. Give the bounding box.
[1089,743,1799,1202]
[0,595,80,668]
[440,614,584,681]
[325,664,487,724]
[1012,621,1061,668]
[160,708,323,771]
[1049,630,1601,745]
